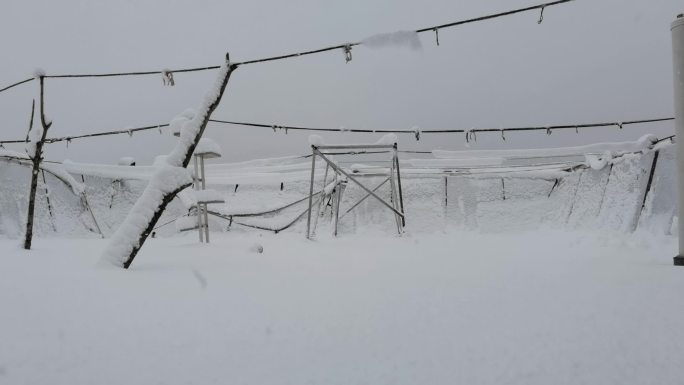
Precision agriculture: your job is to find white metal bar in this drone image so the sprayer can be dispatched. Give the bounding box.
[193,155,202,242]
[314,144,396,150]
[673,13,684,265]
[306,149,317,239]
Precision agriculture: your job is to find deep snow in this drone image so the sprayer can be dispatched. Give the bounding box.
[0,230,682,385]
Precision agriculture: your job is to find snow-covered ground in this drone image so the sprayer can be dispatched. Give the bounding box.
[1,230,682,385]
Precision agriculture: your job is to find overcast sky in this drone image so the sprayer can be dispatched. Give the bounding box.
[1,0,682,164]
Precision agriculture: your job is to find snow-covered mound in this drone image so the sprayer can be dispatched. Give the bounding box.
[0,137,676,238]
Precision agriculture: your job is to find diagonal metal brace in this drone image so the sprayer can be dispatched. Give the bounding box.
[339,177,390,221]
[314,149,404,219]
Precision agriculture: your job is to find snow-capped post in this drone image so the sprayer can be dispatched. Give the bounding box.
[673,13,684,266]
[101,54,238,269]
[23,73,52,250]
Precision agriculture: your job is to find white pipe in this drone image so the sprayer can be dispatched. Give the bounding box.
[673,13,684,265]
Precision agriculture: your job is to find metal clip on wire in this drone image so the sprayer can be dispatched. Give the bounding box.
[343,45,353,63]
[161,69,175,86]
[538,6,545,24]
[434,28,440,46]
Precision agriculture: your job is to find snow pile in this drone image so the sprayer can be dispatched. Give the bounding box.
[362,30,422,50]
[584,151,613,170]
[194,138,222,157]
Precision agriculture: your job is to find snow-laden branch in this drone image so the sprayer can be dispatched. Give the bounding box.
[100,59,237,268]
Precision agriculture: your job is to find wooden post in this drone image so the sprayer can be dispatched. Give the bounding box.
[24,76,52,250]
[117,55,238,269]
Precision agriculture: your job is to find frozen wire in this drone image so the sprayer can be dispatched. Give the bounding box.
[0,0,575,88]
[0,117,673,147]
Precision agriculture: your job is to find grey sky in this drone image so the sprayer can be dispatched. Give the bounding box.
[1,0,682,164]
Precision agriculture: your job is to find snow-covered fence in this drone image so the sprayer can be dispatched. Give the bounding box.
[1,139,676,240]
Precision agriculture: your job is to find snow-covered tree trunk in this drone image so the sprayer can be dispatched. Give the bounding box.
[24,75,51,250]
[101,56,238,269]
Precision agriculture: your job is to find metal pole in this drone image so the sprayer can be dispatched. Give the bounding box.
[200,156,207,189]
[306,147,317,239]
[393,144,405,227]
[333,182,343,236]
[673,13,684,266]
[394,147,406,227]
[311,163,330,237]
[201,155,209,243]
[194,155,202,242]
[388,152,402,233]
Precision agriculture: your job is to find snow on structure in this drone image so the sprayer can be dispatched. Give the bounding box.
[362,30,422,50]
[63,161,155,181]
[117,157,136,166]
[24,113,45,159]
[433,135,658,160]
[169,109,197,136]
[585,151,613,170]
[2,136,676,240]
[0,150,84,195]
[194,138,222,157]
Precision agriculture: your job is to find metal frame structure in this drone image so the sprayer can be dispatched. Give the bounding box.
[192,149,223,243]
[305,142,405,239]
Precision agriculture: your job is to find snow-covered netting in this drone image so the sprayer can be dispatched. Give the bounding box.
[0,136,676,239]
